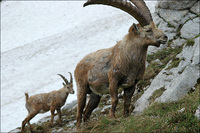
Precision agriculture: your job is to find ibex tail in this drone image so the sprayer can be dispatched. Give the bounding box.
[25,93,29,102]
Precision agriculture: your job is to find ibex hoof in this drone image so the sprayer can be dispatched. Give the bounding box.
[108,113,116,119]
[123,111,130,117]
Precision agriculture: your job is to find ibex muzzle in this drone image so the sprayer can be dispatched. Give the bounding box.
[75,0,168,130]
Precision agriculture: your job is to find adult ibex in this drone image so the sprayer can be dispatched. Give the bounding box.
[75,0,168,129]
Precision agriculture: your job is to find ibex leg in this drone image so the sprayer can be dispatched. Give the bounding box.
[109,78,118,118]
[50,106,55,127]
[21,111,38,132]
[27,121,33,132]
[76,84,87,130]
[57,108,62,126]
[123,85,135,117]
[83,92,101,122]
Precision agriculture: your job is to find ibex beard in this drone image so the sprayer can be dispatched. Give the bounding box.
[75,0,168,130]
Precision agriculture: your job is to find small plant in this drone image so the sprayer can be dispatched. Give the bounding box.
[167,39,173,46]
[147,46,183,65]
[194,34,200,38]
[167,22,175,28]
[186,39,195,47]
[149,87,166,104]
[166,57,182,70]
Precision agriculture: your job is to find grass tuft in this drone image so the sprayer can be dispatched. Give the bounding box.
[186,39,195,47]
[166,57,182,70]
[149,87,166,104]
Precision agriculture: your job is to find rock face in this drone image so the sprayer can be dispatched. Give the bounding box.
[158,0,198,10]
[134,37,199,114]
[158,9,189,28]
[134,0,200,114]
[181,17,200,39]
[190,1,200,15]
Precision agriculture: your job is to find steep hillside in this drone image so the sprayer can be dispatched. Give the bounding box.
[9,1,199,132]
[80,85,200,132]
[11,60,200,132]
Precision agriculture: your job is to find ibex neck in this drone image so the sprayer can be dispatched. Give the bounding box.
[58,87,69,100]
[121,34,148,58]
[115,34,148,75]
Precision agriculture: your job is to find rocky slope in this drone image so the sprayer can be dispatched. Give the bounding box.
[133,0,200,114]
[10,1,199,132]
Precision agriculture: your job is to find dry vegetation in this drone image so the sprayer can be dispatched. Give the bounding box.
[19,45,200,133]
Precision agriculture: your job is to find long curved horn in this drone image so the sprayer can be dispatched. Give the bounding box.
[83,0,150,27]
[58,74,69,84]
[68,72,73,83]
[130,0,153,22]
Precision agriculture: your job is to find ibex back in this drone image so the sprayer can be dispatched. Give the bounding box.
[75,0,168,129]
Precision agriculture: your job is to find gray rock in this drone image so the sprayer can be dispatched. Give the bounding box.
[190,1,200,15]
[178,107,185,113]
[147,44,167,55]
[171,38,186,48]
[133,37,200,114]
[195,105,200,121]
[191,38,200,65]
[184,12,198,21]
[152,12,162,26]
[146,61,149,68]
[62,100,77,110]
[158,8,188,28]
[66,120,76,128]
[157,0,198,10]
[181,17,200,39]
[101,105,112,113]
[157,37,200,102]
[158,64,199,102]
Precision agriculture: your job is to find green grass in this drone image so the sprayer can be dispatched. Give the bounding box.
[186,39,195,47]
[194,34,200,38]
[166,57,183,70]
[20,43,198,133]
[167,22,175,28]
[21,79,200,133]
[147,46,183,64]
[81,84,200,132]
[149,87,166,104]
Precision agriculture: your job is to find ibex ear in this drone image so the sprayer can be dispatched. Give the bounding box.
[63,82,66,86]
[129,23,140,35]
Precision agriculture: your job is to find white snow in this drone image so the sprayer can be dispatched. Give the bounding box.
[1,1,156,132]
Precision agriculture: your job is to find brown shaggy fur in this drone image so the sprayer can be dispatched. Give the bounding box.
[75,22,167,129]
[21,74,74,132]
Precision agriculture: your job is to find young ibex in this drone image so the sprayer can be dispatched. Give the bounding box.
[21,73,74,132]
[75,0,168,129]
